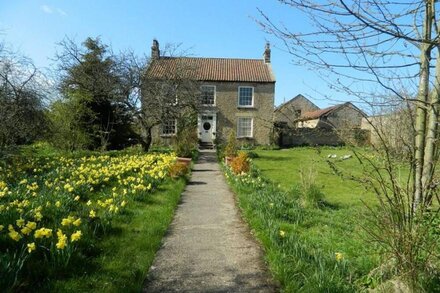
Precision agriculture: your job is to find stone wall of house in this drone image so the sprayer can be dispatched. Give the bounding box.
[150,81,275,147]
[278,127,369,147]
[275,95,319,127]
[204,81,275,145]
[327,105,364,129]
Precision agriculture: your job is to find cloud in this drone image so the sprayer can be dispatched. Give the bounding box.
[40,4,67,16]
[41,5,53,14]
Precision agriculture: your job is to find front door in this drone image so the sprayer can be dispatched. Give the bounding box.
[200,115,214,143]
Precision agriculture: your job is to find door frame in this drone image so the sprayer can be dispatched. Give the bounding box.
[198,112,217,143]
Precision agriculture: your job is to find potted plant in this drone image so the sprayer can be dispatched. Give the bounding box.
[174,126,197,166]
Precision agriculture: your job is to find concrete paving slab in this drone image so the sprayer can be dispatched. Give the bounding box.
[143,150,277,293]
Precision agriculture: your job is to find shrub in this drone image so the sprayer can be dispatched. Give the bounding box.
[169,162,189,178]
[174,127,198,158]
[224,130,238,158]
[230,152,250,174]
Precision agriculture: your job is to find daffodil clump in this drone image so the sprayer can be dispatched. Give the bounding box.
[0,152,176,289]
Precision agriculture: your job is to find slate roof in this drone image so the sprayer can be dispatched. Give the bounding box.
[145,57,276,83]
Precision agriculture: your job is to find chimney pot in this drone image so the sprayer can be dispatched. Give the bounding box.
[263,42,271,63]
[151,39,160,60]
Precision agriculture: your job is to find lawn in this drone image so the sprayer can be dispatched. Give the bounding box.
[252,147,374,206]
[0,145,187,292]
[226,147,383,292]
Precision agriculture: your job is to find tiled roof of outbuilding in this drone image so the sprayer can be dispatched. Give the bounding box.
[300,105,340,120]
[145,57,276,83]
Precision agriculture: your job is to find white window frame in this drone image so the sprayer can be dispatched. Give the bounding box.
[238,86,254,108]
[237,117,253,138]
[161,119,177,136]
[200,85,216,106]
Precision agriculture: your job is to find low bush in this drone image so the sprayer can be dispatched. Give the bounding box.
[229,152,250,175]
[169,162,190,178]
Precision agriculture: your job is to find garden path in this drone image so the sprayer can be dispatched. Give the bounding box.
[143,150,276,292]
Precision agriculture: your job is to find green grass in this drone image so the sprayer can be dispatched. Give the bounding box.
[50,179,186,292]
[252,147,374,206]
[225,147,382,292]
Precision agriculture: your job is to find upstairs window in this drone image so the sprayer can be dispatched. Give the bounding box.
[162,119,176,136]
[200,85,215,105]
[238,87,254,107]
[237,117,253,137]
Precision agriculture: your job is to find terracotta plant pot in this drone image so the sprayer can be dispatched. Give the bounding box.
[177,157,192,167]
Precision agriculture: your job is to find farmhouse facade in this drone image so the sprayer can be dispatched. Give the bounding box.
[145,40,275,146]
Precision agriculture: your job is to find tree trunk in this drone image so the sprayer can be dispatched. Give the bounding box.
[414,0,433,210]
[422,46,440,206]
[139,126,152,152]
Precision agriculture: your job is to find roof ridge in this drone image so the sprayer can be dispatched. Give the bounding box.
[160,56,265,61]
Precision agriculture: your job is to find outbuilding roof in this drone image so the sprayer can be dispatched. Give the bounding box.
[145,57,276,83]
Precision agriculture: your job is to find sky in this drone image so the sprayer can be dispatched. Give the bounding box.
[0,0,345,108]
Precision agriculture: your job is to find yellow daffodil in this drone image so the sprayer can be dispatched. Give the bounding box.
[71,230,82,242]
[55,201,61,208]
[279,230,286,238]
[8,229,21,241]
[72,218,81,227]
[34,227,52,239]
[56,229,67,249]
[89,210,96,218]
[16,218,25,228]
[335,252,344,261]
[27,242,36,253]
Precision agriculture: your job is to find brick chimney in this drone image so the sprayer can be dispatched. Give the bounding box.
[263,42,271,63]
[151,39,160,60]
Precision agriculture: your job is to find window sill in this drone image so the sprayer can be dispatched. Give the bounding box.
[236,136,254,139]
[160,134,176,138]
[237,106,255,109]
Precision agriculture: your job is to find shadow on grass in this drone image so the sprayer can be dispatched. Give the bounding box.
[256,155,292,161]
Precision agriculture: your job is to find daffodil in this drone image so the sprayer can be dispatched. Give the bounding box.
[89,210,96,218]
[27,242,36,253]
[71,230,82,242]
[335,252,344,261]
[16,218,25,228]
[8,229,21,241]
[72,218,81,227]
[279,230,286,238]
[56,229,67,250]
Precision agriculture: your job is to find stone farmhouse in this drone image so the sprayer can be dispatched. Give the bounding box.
[274,96,367,146]
[274,94,320,128]
[145,40,275,147]
[297,102,365,130]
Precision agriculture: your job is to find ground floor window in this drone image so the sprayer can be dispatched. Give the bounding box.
[162,119,176,135]
[237,117,253,137]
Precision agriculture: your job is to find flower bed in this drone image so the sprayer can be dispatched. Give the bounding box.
[0,152,176,289]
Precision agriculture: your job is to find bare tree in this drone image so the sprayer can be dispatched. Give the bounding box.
[118,45,201,151]
[0,43,48,148]
[258,1,440,288]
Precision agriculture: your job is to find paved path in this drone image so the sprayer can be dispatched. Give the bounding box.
[143,150,276,293]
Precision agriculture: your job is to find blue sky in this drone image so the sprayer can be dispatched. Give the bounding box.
[0,0,343,107]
